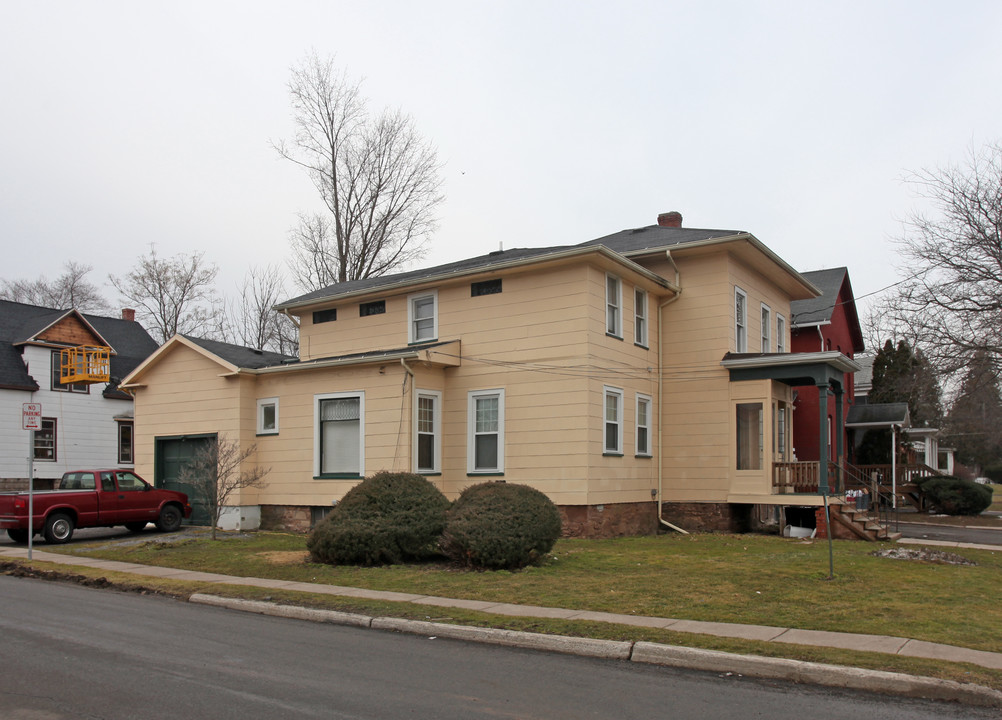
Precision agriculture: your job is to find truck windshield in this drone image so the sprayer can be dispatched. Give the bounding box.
[60,473,96,490]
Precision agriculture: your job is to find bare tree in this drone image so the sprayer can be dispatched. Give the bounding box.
[274,53,444,292]
[176,436,270,540]
[886,141,1002,377]
[1,261,112,313]
[110,245,220,344]
[224,264,299,356]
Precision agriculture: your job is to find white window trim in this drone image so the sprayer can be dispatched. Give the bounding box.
[414,389,442,474]
[760,303,772,353]
[314,391,365,478]
[734,287,748,353]
[467,388,505,474]
[634,287,648,348]
[636,393,652,457]
[408,290,438,344]
[603,385,624,455]
[776,314,787,353]
[257,397,279,435]
[606,273,622,338]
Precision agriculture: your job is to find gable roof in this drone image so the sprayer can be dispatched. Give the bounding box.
[121,334,298,388]
[576,224,744,255]
[790,267,865,353]
[0,299,158,396]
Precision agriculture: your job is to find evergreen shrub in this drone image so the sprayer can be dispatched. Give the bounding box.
[440,482,563,570]
[915,475,993,516]
[307,472,449,565]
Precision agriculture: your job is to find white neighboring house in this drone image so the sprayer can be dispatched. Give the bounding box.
[0,301,157,489]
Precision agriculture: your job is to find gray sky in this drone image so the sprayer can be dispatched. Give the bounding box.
[2,1,1000,327]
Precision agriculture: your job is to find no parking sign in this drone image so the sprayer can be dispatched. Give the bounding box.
[22,403,42,431]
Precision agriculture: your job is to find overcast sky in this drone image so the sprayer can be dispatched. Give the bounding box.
[2,1,1000,330]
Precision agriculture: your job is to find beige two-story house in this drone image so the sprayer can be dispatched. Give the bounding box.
[121,212,857,536]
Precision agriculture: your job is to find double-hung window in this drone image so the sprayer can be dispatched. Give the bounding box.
[415,390,441,474]
[634,288,648,347]
[34,418,56,461]
[776,314,787,353]
[51,350,88,393]
[316,393,364,477]
[734,288,748,352]
[409,291,438,343]
[736,403,763,470]
[606,274,622,337]
[636,393,652,456]
[603,386,624,455]
[468,389,504,473]
[761,304,772,352]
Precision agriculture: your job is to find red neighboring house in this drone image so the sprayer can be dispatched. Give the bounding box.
[789,268,865,465]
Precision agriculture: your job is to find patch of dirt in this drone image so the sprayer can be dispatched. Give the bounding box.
[258,551,310,565]
[871,548,977,566]
[0,560,183,596]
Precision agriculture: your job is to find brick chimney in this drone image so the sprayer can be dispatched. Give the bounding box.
[121,308,136,322]
[657,211,683,228]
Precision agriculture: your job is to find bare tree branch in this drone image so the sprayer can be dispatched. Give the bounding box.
[1,261,112,314]
[275,53,444,292]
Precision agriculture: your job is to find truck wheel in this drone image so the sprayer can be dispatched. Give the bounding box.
[7,529,30,544]
[124,522,148,533]
[44,513,74,544]
[156,505,183,533]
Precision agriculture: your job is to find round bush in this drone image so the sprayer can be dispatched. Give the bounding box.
[917,475,993,516]
[307,472,449,565]
[441,482,563,570]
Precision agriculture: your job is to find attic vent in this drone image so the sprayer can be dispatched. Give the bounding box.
[313,308,337,324]
[359,300,386,317]
[471,279,502,297]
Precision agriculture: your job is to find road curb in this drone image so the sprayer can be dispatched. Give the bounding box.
[187,594,1002,708]
[631,643,1002,708]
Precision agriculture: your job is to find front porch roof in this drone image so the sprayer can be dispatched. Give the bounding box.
[720,351,861,387]
[845,402,911,429]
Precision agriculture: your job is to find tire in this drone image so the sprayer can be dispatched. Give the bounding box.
[43,513,74,544]
[7,529,30,544]
[155,505,183,533]
[124,522,148,533]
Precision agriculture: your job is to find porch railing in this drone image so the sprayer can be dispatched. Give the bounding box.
[772,461,844,495]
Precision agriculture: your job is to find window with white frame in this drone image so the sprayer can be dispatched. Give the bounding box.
[636,393,652,456]
[316,393,364,477]
[468,389,504,473]
[776,314,787,353]
[257,397,279,435]
[734,287,748,352]
[606,274,622,337]
[761,304,772,352]
[408,291,438,343]
[634,288,648,347]
[415,390,441,473]
[775,401,788,461]
[34,418,56,461]
[604,386,624,454]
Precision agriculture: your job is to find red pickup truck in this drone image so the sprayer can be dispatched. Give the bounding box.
[0,469,192,544]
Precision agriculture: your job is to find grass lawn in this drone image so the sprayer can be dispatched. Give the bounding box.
[53,531,1002,654]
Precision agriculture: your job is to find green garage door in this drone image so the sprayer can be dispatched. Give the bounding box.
[155,435,216,527]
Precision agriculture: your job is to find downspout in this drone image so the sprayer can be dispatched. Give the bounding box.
[657,251,689,534]
[817,325,824,352]
[400,359,415,473]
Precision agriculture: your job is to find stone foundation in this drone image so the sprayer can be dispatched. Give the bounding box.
[260,505,312,533]
[0,477,58,492]
[559,502,658,538]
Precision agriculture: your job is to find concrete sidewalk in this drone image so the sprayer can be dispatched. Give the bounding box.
[3,543,1001,673]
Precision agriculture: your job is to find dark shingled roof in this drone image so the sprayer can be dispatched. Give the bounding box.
[278,246,569,308]
[790,267,849,326]
[575,224,745,255]
[846,402,911,428]
[181,335,297,369]
[0,300,158,396]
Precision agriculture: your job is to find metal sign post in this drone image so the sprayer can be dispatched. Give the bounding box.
[23,403,41,561]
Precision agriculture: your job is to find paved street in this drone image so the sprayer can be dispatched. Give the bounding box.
[1,576,995,720]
